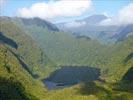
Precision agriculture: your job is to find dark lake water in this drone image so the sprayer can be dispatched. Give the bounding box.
[43,66,100,90]
[44,81,76,90]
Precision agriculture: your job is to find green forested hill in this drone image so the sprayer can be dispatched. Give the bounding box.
[13,17,133,82]
[0,44,48,100]
[0,17,133,100]
[0,17,56,78]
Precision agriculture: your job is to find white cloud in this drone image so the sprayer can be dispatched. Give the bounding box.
[102,12,110,17]
[0,0,4,5]
[118,3,133,25]
[65,21,86,28]
[0,0,7,6]
[18,0,92,20]
[100,3,133,25]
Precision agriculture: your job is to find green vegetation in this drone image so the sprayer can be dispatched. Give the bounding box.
[0,77,37,100]
[0,44,48,99]
[15,18,133,82]
[0,17,133,100]
[42,81,133,100]
[0,17,56,79]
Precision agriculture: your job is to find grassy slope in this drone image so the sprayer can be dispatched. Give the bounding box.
[0,44,48,100]
[45,36,133,99]
[0,17,132,100]
[43,81,133,100]
[17,20,133,99]
[18,21,133,82]
[0,17,55,78]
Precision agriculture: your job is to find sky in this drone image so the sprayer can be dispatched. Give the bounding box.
[0,0,133,24]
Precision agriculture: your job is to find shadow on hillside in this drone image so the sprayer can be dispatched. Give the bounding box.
[0,32,18,49]
[0,77,37,100]
[122,67,133,82]
[8,49,39,79]
[79,82,129,100]
[113,67,133,92]
[78,82,100,95]
[124,53,133,63]
[76,35,91,40]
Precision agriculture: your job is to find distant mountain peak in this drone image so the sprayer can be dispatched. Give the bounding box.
[77,14,108,25]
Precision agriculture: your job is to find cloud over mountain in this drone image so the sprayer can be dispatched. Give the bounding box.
[100,3,133,25]
[18,0,92,20]
[64,21,86,28]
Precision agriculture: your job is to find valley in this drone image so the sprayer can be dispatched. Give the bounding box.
[0,12,133,100]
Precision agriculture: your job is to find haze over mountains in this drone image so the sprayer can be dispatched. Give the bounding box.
[0,10,133,100]
[57,14,133,43]
[1,0,133,99]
